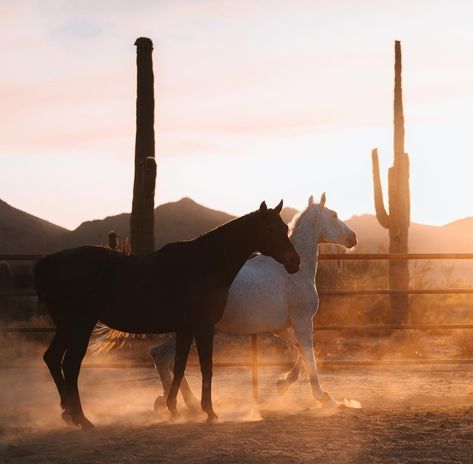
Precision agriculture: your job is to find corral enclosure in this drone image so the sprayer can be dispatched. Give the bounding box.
[3,252,473,361]
[2,253,473,462]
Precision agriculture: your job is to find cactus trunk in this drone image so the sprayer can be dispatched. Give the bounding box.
[130,37,157,254]
[371,41,410,325]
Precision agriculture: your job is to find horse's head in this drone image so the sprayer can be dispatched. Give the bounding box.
[307,193,357,249]
[254,200,300,274]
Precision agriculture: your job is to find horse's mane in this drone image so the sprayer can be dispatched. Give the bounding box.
[288,206,310,237]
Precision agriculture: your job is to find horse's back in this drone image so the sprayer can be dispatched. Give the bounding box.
[36,246,106,296]
[35,243,204,330]
[35,246,147,309]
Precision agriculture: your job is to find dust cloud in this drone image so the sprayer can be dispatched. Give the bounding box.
[3,342,473,464]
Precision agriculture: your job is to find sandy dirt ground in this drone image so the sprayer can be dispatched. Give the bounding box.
[1,364,473,463]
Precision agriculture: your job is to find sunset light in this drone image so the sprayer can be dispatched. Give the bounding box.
[3,3,473,462]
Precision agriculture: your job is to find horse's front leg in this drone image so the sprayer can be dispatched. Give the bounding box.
[195,325,218,421]
[291,316,337,406]
[166,330,193,418]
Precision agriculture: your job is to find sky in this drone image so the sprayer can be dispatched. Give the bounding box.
[1,0,473,230]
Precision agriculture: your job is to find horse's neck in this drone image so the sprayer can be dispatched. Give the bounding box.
[291,215,320,281]
[202,214,257,285]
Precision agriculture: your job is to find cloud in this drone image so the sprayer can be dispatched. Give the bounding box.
[1,0,473,159]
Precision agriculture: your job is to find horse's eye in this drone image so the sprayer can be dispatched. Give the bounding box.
[332,212,338,219]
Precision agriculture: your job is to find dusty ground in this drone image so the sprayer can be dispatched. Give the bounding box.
[1,364,473,463]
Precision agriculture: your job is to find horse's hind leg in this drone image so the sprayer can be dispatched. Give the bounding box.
[168,359,200,412]
[179,372,200,411]
[151,336,175,409]
[62,322,96,430]
[152,337,200,412]
[151,341,174,411]
[277,353,303,396]
[275,329,303,395]
[43,328,70,422]
[166,329,193,418]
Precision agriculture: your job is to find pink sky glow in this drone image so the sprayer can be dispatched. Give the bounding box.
[1,0,473,229]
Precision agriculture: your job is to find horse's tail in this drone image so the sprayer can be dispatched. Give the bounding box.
[89,323,145,353]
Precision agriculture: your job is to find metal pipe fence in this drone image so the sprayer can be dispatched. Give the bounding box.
[2,252,473,398]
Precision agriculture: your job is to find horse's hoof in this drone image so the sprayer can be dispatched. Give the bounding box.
[79,418,95,430]
[206,410,219,422]
[154,396,167,412]
[319,392,338,407]
[61,411,73,425]
[72,414,95,430]
[276,379,289,396]
[169,409,181,420]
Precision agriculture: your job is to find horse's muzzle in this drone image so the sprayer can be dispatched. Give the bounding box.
[345,231,358,249]
[284,254,300,274]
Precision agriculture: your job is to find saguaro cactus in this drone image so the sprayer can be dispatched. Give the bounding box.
[371,40,411,324]
[130,37,157,254]
[107,231,118,251]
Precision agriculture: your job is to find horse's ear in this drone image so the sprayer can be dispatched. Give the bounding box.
[308,195,314,206]
[259,201,268,213]
[320,192,326,208]
[274,199,283,214]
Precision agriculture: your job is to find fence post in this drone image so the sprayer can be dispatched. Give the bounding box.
[251,334,259,401]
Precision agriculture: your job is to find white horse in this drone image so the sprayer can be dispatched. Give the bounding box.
[151,193,357,408]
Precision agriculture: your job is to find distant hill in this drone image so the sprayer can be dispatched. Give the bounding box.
[1,197,473,255]
[0,199,68,254]
[345,214,473,253]
[63,203,306,250]
[61,197,234,250]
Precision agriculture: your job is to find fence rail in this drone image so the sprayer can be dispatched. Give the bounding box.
[0,254,43,261]
[2,252,473,399]
[3,323,473,334]
[5,289,473,297]
[3,252,473,261]
[321,253,473,260]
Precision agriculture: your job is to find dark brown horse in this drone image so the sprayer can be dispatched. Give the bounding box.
[35,201,300,428]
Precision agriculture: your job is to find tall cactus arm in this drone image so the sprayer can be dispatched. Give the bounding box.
[371,148,390,229]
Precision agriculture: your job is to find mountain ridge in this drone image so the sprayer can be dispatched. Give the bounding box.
[1,197,473,254]
[0,199,69,254]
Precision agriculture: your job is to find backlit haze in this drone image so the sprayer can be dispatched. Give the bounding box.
[1,0,473,229]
